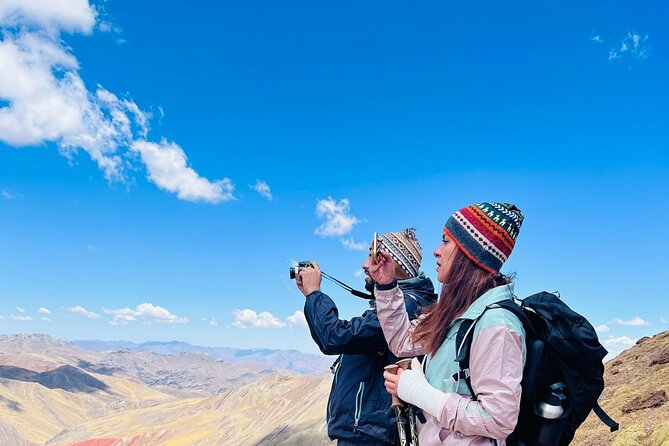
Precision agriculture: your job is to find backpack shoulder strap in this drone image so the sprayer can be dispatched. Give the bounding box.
[592,402,620,432]
[454,318,478,401]
[454,299,528,402]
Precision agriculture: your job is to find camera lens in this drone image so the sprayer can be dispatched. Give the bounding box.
[289,267,297,280]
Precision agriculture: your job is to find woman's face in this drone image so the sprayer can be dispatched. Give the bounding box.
[433,233,459,283]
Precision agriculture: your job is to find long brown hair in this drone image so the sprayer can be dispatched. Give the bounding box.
[412,248,510,356]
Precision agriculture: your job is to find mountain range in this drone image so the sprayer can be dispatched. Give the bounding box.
[2,331,668,445]
[71,339,332,376]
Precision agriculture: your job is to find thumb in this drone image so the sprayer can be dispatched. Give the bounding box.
[411,357,422,373]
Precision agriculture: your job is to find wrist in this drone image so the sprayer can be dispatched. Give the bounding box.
[398,369,450,419]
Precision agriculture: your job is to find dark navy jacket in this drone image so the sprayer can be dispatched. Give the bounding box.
[304,274,436,445]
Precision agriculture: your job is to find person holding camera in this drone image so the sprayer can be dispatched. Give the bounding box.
[370,202,526,446]
[297,228,436,446]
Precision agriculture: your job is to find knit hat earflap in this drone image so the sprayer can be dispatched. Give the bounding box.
[381,228,422,278]
[443,202,523,273]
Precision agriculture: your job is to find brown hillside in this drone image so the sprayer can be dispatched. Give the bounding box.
[573,330,669,446]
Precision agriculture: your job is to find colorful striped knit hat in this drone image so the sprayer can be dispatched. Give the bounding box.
[381,228,422,278]
[443,202,524,273]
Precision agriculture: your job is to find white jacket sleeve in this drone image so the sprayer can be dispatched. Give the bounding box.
[374,284,426,357]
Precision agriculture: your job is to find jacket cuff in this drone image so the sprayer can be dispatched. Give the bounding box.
[375,280,398,291]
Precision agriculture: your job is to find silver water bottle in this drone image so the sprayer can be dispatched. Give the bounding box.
[538,382,566,419]
[535,382,567,446]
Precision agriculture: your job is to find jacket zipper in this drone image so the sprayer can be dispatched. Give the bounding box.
[353,381,365,429]
[327,356,343,424]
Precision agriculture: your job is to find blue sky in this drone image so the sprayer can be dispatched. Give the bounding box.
[0,1,667,357]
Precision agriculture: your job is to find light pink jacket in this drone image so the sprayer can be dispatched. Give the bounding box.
[375,283,526,446]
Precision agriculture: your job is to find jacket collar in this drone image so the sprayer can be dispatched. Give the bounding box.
[458,282,515,320]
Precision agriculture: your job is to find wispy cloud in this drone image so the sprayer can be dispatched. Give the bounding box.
[250,179,273,200]
[315,197,359,237]
[203,317,219,327]
[95,1,125,45]
[591,34,604,43]
[609,316,650,326]
[595,324,610,333]
[354,268,365,278]
[16,306,26,313]
[607,31,650,62]
[1,188,20,200]
[38,307,51,314]
[103,303,189,325]
[341,237,367,251]
[232,309,286,329]
[602,335,637,360]
[10,314,34,321]
[66,305,100,319]
[0,0,233,203]
[286,310,308,328]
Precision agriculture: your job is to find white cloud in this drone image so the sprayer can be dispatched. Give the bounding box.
[0,0,96,34]
[10,314,34,321]
[38,307,51,314]
[16,306,25,313]
[250,179,272,200]
[609,316,650,326]
[595,324,610,333]
[602,335,637,360]
[104,302,189,325]
[66,305,100,318]
[607,31,650,62]
[131,140,235,203]
[232,309,286,329]
[0,1,233,204]
[1,188,18,199]
[315,197,359,237]
[661,317,668,324]
[592,34,604,43]
[135,302,189,324]
[286,310,308,328]
[341,237,367,251]
[354,268,365,278]
[203,317,219,327]
[41,317,51,321]
[86,244,98,251]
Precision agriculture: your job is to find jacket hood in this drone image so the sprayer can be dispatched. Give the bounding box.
[398,273,436,306]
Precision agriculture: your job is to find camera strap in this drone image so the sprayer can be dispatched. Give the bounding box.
[320,271,374,300]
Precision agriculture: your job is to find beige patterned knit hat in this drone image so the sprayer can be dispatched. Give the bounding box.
[381,228,422,278]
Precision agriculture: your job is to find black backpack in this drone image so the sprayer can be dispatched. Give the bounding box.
[455,291,619,446]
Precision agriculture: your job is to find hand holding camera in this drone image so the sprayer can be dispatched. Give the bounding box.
[295,260,322,297]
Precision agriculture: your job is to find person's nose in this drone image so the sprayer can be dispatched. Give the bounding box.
[433,245,441,258]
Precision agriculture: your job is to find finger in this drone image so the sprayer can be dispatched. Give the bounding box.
[378,250,392,264]
[310,260,321,274]
[411,357,422,371]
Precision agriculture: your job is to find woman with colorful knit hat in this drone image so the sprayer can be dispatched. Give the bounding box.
[369,202,525,446]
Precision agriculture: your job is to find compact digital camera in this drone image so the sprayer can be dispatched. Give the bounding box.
[289,261,313,279]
